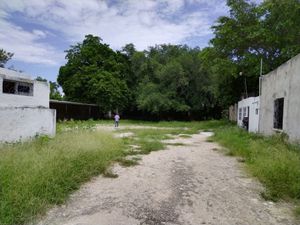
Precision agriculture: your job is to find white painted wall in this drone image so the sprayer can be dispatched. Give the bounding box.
[237,97,260,133]
[259,53,300,141]
[0,107,56,142]
[0,67,31,80]
[0,68,56,143]
[0,75,49,108]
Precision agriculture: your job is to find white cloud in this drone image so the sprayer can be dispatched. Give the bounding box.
[0,0,228,65]
[0,20,64,65]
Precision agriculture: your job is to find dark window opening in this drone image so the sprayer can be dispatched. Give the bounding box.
[274,98,284,130]
[3,80,16,94]
[18,85,30,94]
[2,80,33,96]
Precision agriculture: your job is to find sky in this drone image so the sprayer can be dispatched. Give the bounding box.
[0,0,261,82]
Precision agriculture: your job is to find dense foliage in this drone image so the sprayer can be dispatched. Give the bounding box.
[57,0,300,119]
[58,35,130,111]
[206,0,300,106]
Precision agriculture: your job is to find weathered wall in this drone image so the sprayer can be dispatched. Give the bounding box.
[0,68,56,143]
[0,67,31,80]
[259,53,300,141]
[228,104,237,122]
[237,97,260,133]
[0,107,56,142]
[0,76,49,108]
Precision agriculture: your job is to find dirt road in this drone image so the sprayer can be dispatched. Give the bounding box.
[37,131,296,225]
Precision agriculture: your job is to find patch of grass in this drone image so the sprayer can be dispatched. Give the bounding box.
[179,134,192,138]
[0,130,124,225]
[213,124,300,204]
[295,206,300,217]
[167,142,186,146]
[121,129,174,154]
[138,139,165,154]
[116,158,139,167]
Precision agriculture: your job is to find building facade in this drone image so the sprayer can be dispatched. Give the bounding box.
[237,97,260,133]
[0,68,56,142]
[259,53,300,141]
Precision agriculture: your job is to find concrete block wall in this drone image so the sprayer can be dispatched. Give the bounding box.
[0,107,56,142]
[0,68,56,143]
[259,53,300,141]
[0,75,49,108]
[237,97,260,133]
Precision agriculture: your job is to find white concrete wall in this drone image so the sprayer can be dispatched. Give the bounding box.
[0,68,56,143]
[249,97,260,133]
[237,97,260,133]
[0,107,56,142]
[0,76,49,108]
[259,53,300,141]
[0,67,31,80]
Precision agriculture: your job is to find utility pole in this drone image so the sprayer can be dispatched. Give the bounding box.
[259,58,263,96]
[239,72,248,98]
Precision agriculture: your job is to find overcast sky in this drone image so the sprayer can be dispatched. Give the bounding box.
[0,0,261,81]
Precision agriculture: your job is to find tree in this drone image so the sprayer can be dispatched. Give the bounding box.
[58,35,130,111]
[207,0,300,107]
[0,49,13,67]
[130,44,217,118]
[49,81,63,100]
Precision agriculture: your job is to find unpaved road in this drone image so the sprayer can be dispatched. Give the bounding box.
[37,131,296,225]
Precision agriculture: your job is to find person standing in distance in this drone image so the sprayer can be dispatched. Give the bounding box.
[114,113,120,128]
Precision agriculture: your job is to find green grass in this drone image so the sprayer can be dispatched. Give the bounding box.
[120,128,194,154]
[4,118,300,223]
[58,119,229,133]
[0,130,125,225]
[179,134,192,138]
[116,157,140,167]
[167,143,186,146]
[212,124,300,207]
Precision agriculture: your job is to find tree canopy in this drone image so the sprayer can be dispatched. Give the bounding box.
[57,0,300,119]
[204,0,300,106]
[58,35,130,111]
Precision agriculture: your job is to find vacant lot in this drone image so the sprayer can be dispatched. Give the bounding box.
[0,120,300,225]
[37,122,296,225]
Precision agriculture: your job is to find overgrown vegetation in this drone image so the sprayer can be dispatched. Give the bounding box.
[212,124,300,215]
[116,119,300,215]
[0,130,125,225]
[2,119,300,224]
[0,119,213,225]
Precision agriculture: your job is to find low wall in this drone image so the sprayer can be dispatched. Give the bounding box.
[0,107,56,142]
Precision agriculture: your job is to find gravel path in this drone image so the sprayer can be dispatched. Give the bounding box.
[36,131,296,225]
